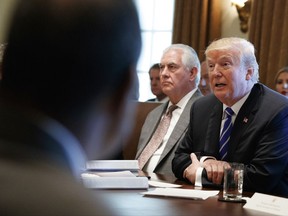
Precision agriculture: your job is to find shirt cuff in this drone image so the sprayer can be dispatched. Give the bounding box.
[200,156,216,166]
[195,156,216,187]
[195,167,204,187]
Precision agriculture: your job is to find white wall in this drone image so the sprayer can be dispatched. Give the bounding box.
[220,0,248,39]
[0,0,18,43]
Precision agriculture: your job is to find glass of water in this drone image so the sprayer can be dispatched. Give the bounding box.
[223,163,244,201]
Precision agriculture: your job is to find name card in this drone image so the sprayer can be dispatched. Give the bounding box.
[243,192,288,216]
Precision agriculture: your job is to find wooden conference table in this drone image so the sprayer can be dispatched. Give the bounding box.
[93,172,275,216]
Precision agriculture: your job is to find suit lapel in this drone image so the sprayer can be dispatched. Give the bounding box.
[204,99,223,156]
[227,84,262,160]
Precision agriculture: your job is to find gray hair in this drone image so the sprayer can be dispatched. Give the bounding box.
[163,44,201,86]
[205,37,259,83]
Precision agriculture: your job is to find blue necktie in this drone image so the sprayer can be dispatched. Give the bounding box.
[219,107,234,160]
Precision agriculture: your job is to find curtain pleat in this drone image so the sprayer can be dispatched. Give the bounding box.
[249,0,288,89]
[172,0,221,61]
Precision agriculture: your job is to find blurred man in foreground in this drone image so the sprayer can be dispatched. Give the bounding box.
[0,0,141,215]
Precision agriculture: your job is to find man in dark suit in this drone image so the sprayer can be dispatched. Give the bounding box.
[147,63,168,102]
[172,37,288,197]
[136,44,202,175]
[0,0,141,215]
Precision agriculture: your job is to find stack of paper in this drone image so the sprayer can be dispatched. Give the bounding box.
[82,160,148,189]
[81,171,148,189]
[86,160,139,172]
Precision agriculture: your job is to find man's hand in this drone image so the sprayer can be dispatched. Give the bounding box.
[183,153,201,184]
[202,159,230,185]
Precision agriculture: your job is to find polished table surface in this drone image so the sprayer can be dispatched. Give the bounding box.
[93,172,275,216]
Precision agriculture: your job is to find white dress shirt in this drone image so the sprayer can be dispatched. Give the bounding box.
[194,92,250,187]
[145,89,197,172]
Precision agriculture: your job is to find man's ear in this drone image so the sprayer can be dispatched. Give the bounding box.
[246,68,254,80]
[189,67,198,81]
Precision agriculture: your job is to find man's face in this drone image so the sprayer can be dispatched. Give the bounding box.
[159,49,192,100]
[149,68,164,97]
[199,62,211,96]
[207,49,250,106]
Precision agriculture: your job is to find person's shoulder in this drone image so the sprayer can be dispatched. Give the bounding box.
[194,93,218,104]
[146,101,167,116]
[257,83,288,104]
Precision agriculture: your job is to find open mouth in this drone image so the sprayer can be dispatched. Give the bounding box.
[215,83,226,87]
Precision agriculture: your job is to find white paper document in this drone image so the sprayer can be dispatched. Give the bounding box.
[148,180,182,188]
[82,170,136,178]
[243,192,288,216]
[141,188,219,200]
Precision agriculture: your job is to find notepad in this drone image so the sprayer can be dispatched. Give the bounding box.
[243,192,288,216]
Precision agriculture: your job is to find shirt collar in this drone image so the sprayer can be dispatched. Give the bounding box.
[168,88,198,110]
[222,91,251,116]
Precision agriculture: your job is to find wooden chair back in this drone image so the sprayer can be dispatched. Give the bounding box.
[122,101,162,159]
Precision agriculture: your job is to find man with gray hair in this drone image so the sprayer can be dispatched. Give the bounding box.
[136,44,202,175]
[172,37,288,197]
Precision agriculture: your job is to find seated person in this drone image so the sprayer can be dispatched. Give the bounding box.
[198,61,211,96]
[274,66,288,98]
[147,63,168,102]
[136,44,202,175]
[172,37,288,197]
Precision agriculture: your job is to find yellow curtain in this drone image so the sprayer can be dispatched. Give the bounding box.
[172,0,221,61]
[249,0,288,89]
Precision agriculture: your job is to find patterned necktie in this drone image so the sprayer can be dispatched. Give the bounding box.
[138,105,178,170]
[219,107,234,160]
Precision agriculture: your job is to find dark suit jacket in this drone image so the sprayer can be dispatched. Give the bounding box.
[0,101,114,215]
[172,83,288,197]
[136,89,202,175]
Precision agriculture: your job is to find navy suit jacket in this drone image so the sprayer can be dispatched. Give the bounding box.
[172,83,288,197]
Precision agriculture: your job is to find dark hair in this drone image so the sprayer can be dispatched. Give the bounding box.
[2,0,141,112]
[149,63,160,73]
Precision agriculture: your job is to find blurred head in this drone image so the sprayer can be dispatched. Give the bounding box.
[275,67,288,97]
[159,44,200,104]
[0,43,7,80]
[2,0,141,159]
[148,63,166,101]
[199,61,211,96]
[205,37,258,107]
